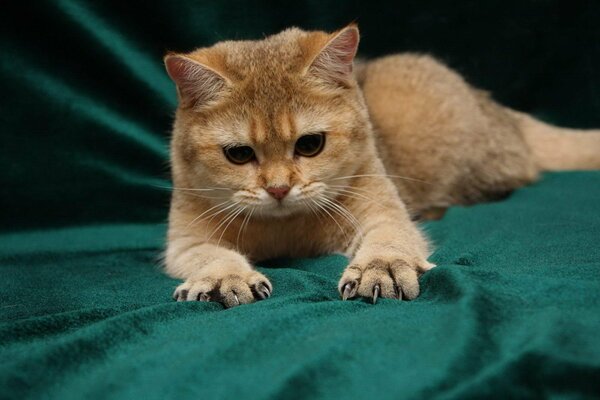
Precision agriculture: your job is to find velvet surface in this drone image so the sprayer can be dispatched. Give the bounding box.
[1,1,600,399]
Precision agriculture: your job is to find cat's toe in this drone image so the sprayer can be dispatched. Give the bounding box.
[173,285,190,302]
[213,274,272,307]
[357,263,399,300]
[173,286,188,301]
[173,281,209,302]
[216,275,255,307]
[339,258,423,303]
[173,270,272,308]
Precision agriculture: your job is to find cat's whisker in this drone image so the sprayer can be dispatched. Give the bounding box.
[320,195,364,238]
[188,201,240,228]
[321,194,363,229]
[153,185,233,192]
[301,198,323,224]
[236,206,255,250]
[324,188,373,203]
[234,195,262,205]
[179,192,231,200]
[324,188,387,211]
[206,204,244,244]
[302,198,324,224]
[218,205,247,247]
[205,201,241,218]
[328,184,375,195]
[325,207,362,242]
[312,198,351,244]
[318,200,355,243]
[235,209,250,250]
[324,190,370,206]
[205,203,240,226]
[187,200,233,228]
[154,184,232,199]
[327,174,431,185]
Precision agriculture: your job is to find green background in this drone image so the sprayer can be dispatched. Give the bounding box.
[1,1,599,399]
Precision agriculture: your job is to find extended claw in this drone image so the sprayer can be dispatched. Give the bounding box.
[372,284,380,304]
[341,281,357,301]
[233,294,240,306]
[255,283,271,300]
[395,285,403,301]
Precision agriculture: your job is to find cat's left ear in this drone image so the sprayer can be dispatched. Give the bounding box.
[164,53,229,109]
[308,24,360,87]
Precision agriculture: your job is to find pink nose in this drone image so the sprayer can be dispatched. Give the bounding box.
[266,185,290,200]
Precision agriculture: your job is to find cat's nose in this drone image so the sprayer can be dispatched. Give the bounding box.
[266,185,290,200]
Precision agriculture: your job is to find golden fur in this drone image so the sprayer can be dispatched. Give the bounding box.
[163,25,600,307]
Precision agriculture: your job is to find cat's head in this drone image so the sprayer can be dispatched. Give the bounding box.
[165,25,374,217]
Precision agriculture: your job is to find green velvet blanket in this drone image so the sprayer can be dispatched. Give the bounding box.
[1,1,599,399]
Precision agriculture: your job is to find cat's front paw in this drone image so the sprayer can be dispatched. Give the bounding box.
[173,269,272,308]
[338,258,434,303]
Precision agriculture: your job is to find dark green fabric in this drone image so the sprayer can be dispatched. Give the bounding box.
[1,1,600,399]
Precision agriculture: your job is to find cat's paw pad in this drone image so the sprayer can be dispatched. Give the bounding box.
[173,270,272,308]
[338,258,431,303]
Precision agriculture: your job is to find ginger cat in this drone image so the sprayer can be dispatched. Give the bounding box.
[163,25,600,307]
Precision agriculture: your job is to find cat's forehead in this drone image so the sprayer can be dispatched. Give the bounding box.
[214,28,322,78]
[213,106,331,146]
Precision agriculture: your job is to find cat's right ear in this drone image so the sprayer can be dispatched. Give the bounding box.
[307,25,360,88]
[164,54,228,109]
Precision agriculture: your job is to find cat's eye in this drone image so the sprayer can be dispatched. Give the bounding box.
[295,133,325,157]
[223,145,255,164]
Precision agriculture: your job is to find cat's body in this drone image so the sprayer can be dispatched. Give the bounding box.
[358,54,600,217]
[164,26,600,307]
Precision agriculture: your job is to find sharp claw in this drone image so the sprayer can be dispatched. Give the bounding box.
[233,294,240,306]
[372,284,380,304]
[257,283,271,299]
[342,282,354,301]
[256,290,266,300]
[254,287,268,300]
[393,284,402,300]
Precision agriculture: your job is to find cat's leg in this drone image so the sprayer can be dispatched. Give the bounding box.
[166,237,271,308]
[338,204,435,303]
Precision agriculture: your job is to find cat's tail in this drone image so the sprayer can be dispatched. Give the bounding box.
[511,110,600,171]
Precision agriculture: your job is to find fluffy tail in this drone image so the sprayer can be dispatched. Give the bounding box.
[511,111,600,171]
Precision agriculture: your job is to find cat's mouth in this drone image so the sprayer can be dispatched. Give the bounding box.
[258,193,319,217]
[231,183,329,217]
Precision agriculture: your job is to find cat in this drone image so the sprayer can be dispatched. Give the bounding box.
[163,25,600,307]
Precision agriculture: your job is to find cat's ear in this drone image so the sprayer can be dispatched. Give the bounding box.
[164,54,228,109]
[308,25,360,87]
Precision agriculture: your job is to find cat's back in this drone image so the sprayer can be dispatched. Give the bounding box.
[356,53,469,97]
[357,53,482,147]
[357,54,537,213]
